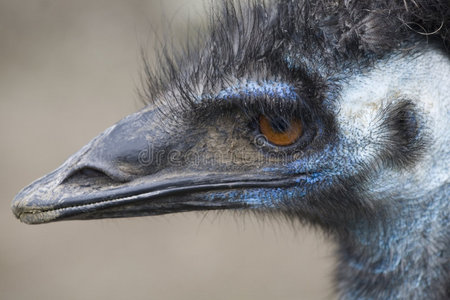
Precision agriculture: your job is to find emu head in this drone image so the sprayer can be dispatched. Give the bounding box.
[12,0,450,298]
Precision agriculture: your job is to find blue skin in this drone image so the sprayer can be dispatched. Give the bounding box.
[202,81,339,209]
[203,81,306,208]
[206,187,306,209]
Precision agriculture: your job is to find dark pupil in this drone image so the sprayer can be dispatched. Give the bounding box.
[270,117,290,132]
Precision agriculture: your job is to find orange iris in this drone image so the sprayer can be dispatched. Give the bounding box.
[259,115,303,146]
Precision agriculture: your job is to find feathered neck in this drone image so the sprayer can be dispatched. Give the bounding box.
[335,186,450,299]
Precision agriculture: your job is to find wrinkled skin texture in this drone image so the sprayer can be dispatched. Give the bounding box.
[12,0,450,299]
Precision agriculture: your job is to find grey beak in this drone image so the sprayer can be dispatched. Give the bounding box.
[12,107,295,224]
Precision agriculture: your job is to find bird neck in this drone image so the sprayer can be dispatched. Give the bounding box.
[335,187,449,299]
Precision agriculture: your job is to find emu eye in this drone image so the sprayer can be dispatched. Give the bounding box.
[259,115,303,146]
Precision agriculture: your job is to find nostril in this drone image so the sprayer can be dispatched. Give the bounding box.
[76,167,108,178]
[62,167,119,186]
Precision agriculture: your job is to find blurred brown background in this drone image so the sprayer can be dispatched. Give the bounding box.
[0,1,335,299]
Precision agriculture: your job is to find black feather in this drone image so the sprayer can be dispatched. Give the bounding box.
[141,0,450,108]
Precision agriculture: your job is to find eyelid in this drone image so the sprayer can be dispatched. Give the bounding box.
[195,80,305,123]
[214,81,299,102]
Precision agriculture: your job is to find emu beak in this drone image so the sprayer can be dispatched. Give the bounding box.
[12,107,293,224]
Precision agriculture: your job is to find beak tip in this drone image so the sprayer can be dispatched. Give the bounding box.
[11,185,57,225]
[11,189,26,219]
[11,192,31,224]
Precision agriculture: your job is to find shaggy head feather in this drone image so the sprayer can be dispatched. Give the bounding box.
[142,0,450,109]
